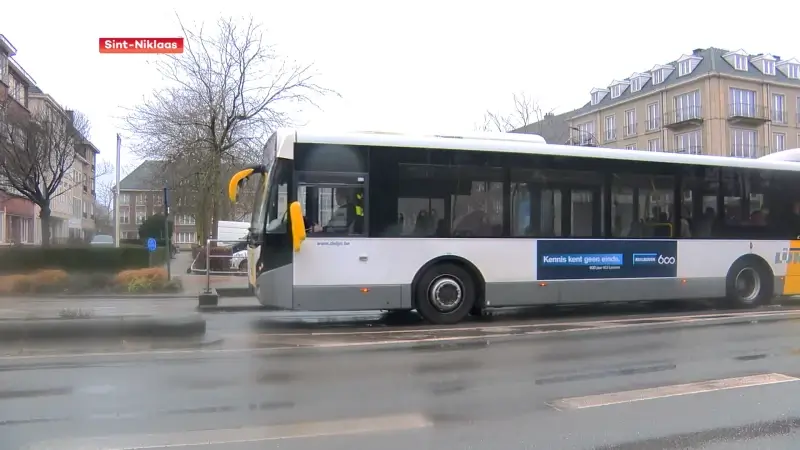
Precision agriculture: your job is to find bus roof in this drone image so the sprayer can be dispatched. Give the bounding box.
[274,128,800,173]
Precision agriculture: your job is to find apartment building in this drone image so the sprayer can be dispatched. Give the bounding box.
[70,113,100,241]
[0,34,39,245]
[115,160,198,248]
[566,48,800,158]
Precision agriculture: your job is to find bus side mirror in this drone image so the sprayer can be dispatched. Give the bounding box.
[228,168,255,202]
[289,201,306,252]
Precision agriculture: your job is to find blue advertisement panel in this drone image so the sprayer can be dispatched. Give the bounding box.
[536,239,678,280]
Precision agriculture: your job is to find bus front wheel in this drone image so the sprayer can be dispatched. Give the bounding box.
[414,263,476,325]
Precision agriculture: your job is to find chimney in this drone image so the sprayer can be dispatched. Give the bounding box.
[544,112,554,118]
[692,48,703,56]
[775,55,781,61]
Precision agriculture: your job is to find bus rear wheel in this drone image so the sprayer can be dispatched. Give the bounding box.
[414,263,476,325]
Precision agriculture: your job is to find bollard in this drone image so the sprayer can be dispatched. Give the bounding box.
[205,238,212,294]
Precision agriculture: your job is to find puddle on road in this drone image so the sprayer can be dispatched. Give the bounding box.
[535,363,677,385]
[0,387,73,399]
[734,353,769,361]
[529,324,597,332]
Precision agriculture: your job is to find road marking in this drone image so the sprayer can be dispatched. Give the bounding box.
[547,373,800,411]
[2,310,799,362]
[26,413,432,449]
[260,309,800,337]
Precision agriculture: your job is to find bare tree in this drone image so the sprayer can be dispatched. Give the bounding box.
[477,92,553,132]
[124,15,337,241]
[92,163,116,235]
[0,100,93,246]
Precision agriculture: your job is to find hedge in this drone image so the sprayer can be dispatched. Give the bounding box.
[0,246,168,274]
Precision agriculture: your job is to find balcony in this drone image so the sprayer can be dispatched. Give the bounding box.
[729,145,770,159]
[727,103,770,125]
[673,146,703,155]
[623,123,638,138]
[645,118,661,132]
[664,107,703,129]
[771,109,788,125]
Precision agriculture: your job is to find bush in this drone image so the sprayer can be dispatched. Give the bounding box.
[0,268,183,295]
[114,268,182,293]
[193,246,234,272]
[0,269,69,294]
[0,246,155,274]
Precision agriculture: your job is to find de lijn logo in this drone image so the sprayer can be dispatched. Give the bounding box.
[632,253,676,265]
[775,248,800,264]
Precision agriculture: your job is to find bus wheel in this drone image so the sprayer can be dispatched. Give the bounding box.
[725,259,772,308]
[414,263,475,325]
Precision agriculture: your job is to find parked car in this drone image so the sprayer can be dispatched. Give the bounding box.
[89,234,114,246]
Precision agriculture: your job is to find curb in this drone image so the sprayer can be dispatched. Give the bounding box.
[253,311,800,357]
[198,305,271,313]
[0,314,207,340]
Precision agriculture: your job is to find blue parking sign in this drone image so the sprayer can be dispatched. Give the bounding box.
[146,238,157,252]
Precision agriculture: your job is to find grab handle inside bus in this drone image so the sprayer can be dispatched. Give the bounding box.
[289,201,306,252]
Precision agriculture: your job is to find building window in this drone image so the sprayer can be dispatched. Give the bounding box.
[119,193,130,205]
[788,64,800,79]
[630,77,642,93]
[177,215,195,225]
[135,207,147,224]
[120,207,130,224]
[625,144,637,150]
[772,93,786,123]
[773,132,786,152]
[0,51,6,80]
[646,102,661,131]
[763,59,776,75]
[647,138,661,152]
[72,197,82,218]
[577,121,596,146]
[674,90,701,121]
[591,92,604,105]
[624,109,636,136]
[610,84,625,99]
[175,232,197,244]
[652,70,664,85]
[7,74,26,105]
[136,193,146,205]
[734,55,748,71]
[730,88,756,117]
[153,193,162,206]
[604,115,616,142]
[675,130,701,155]
[731,128,758,158]
[678,60,692,77]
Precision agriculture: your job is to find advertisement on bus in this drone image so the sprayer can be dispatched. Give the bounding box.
[537,239,678,280]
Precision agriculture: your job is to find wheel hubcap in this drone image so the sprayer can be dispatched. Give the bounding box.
[735,268,760,303]
[428,276,463,313]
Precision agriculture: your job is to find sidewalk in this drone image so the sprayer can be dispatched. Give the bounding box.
[0,296,257,320]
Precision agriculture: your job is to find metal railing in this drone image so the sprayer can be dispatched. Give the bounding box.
[190,238,249,293]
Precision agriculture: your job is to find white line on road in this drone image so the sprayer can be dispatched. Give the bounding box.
[2,310,799,363]
[25,413,432,449]
[259,309,800,337]
[547,373,800,411]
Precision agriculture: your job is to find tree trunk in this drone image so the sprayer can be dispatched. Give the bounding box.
[210,153,222,242]
[40,204,52,248]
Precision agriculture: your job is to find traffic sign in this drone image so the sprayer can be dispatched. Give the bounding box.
[146,237,157,252]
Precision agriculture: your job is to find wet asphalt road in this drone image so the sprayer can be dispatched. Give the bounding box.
[6,306,800,448]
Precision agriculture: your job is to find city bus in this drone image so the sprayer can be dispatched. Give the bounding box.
[228,129,800,324]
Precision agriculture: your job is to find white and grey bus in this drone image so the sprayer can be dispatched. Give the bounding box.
[228,129,800,324]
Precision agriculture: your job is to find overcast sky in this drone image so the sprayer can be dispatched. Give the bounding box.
[3,0,799,182]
